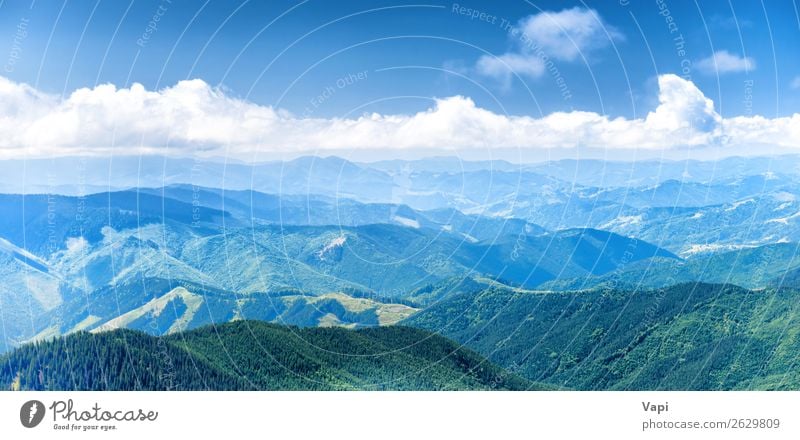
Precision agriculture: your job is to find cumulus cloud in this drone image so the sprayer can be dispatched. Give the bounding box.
[516,7,624,62]
[696,50,756,75]
[645,74,720,132]
[0,73,798,159]
[476,7,622,80]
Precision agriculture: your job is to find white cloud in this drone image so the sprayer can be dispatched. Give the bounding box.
[696,50,756,75]
[476,53,545,81]
[644,74,720,132]
[65,237,88,254]
[516,7,624,62]
[0,74,798,159]
[476,7,622,80]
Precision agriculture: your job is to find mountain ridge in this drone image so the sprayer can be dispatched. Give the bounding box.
[0,320,544,391]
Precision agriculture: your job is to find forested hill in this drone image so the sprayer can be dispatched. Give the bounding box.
[405,282,800,390]
[0,321,544,391]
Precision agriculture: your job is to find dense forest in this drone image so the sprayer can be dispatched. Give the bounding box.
[406,282,800,390]
[0,321,544,391]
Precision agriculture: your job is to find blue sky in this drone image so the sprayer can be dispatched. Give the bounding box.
[2,0,798,117]
[0,0,798,160]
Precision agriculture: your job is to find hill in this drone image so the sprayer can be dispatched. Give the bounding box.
[540,242,800,291]
[405,281,800,390]
[0,321,542,391]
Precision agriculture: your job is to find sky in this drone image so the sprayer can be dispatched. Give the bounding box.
[0,0,799,162]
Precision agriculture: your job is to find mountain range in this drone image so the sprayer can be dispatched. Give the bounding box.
[1,155,800,390]
[0,185,677,353]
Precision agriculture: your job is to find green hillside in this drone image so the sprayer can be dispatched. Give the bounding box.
[0,321,544,391]
[405,282,800,390]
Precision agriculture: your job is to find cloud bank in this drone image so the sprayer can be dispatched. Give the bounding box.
[0,73,797,159]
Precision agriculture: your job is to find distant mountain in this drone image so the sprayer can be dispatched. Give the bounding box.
[0,191,230,255]
[136,184,550,241]
[474,183,800,255]
[0,156,396,201]
[405,282,800,390]
[362,156,522,174]
[587,192,800,256]
[589,174,797,209]
[541,242,800,291]
[524,156,800,187]
[771,265,800,289]
[0,321,542,391]
[6,156,800,257]
[5,155,798,197]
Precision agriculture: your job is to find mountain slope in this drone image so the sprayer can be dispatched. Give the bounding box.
[33,277,419,344]
[541,242,800,291]
[0,321,542,391]
[0,238,72,352]
[405,281,800,390]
